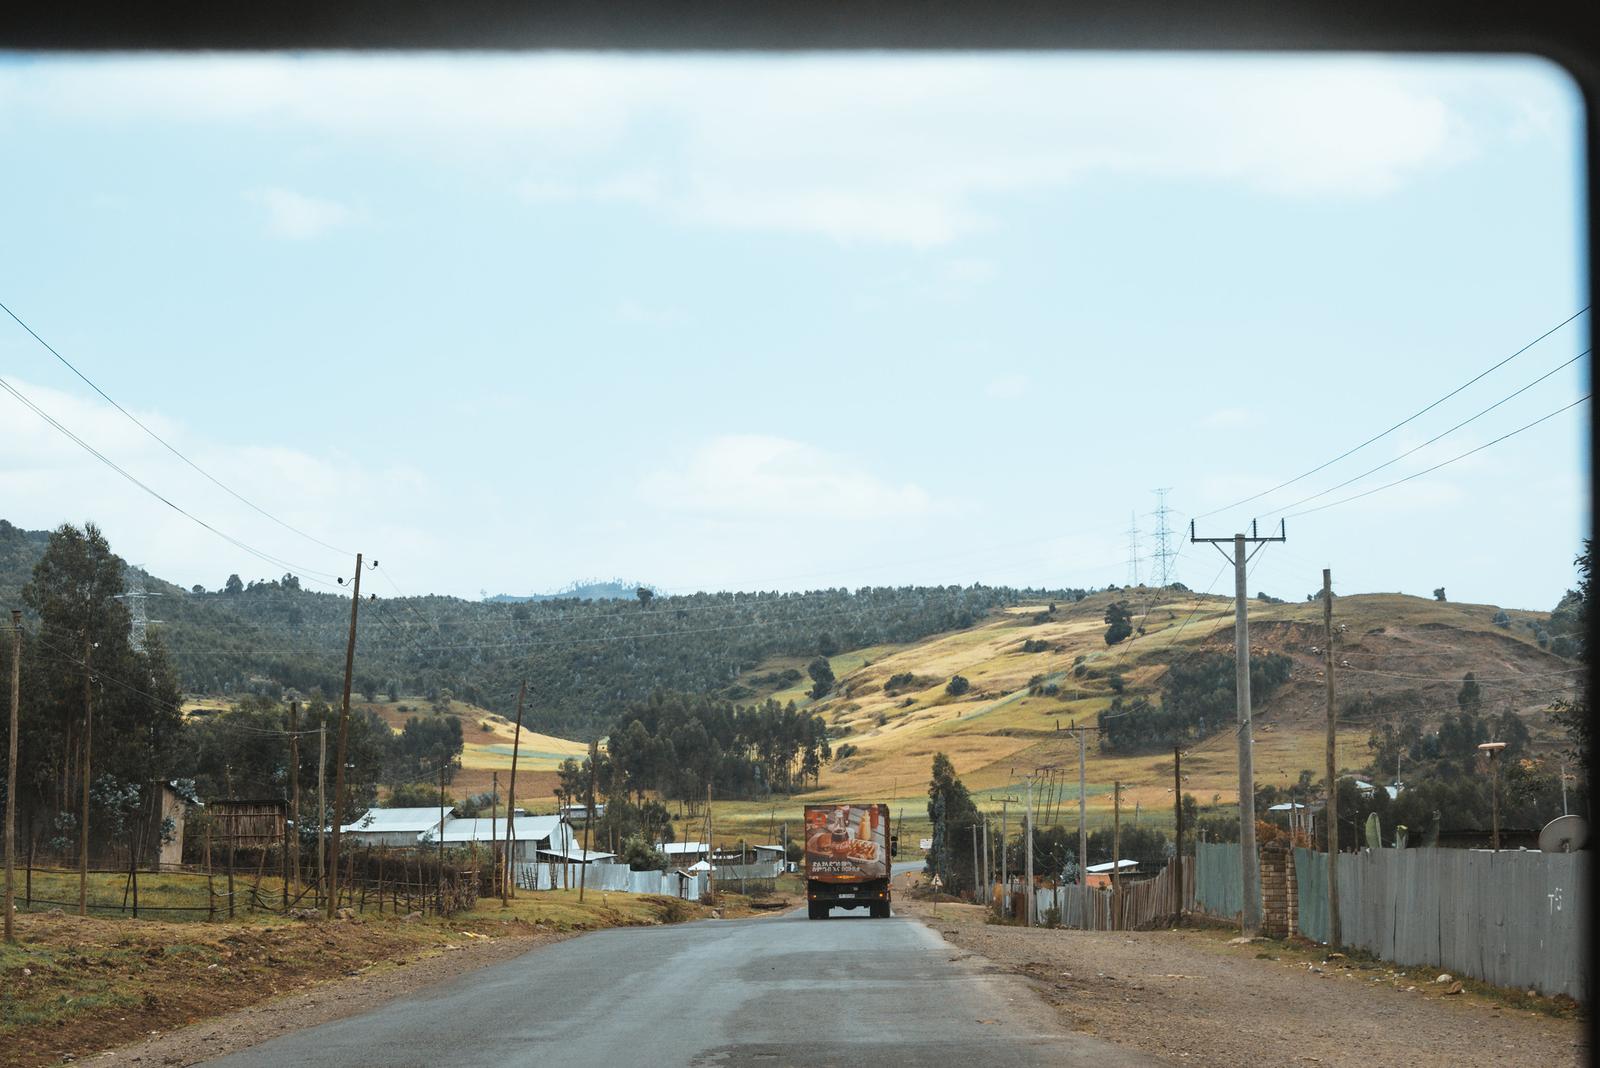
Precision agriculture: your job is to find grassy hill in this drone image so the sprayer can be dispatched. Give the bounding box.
[708,588,1576,847]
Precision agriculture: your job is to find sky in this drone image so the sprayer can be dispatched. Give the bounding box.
[0,52,1589,610]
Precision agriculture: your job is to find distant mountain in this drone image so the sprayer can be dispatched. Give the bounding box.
[486,579,653,603]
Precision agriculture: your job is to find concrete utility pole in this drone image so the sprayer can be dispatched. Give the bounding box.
[1112,780,1122,928]
[5,607,20,940]
[971,823,979,901]
[79,632,92,917]
[1024,775,1035,928]
[1323,569,1341,947]
[1190,519,1284,936]
[327,551,363,918]
[578,739,598,903]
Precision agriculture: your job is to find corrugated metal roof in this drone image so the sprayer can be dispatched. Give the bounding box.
[426,815,565,844]
[1084,859,1139,873]
[658,841,709,855]
[536,843,617,862]
[340,807,450,834]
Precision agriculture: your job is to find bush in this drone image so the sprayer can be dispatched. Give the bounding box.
[1104,601,1133,645]
[834,743,859,761]
[946,675,971,696]
[884,671,917,693]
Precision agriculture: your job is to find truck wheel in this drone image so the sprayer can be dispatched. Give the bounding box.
[808,903,828,920]
[871,903,890,918]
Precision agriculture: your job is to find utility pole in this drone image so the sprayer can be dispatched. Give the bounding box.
[1151,488,1177,587]
[981,817,990,905]
[437,750,446,915]
[970,823,979,901]
[1024,775,1035,928]
[1323,568,1341,948]
[1479,742,1506,850]
[578,739,597,903]
[1112,780,1122,928]
[287,700,301,899]
[1173,745,1184,927]
[1126,512,1142,587]
[1077,728,1088,929]
[503,680,525,905]
[490,771,500,897]
[79,632,92,917]
[1191,518,1284,936]
[316,723,326,905]
[5,607,21,940]
[327,552,363,919]
[999,799,1008,915]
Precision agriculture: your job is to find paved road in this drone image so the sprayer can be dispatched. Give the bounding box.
[205,903,1159,1067]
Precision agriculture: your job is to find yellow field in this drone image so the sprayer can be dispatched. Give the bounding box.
[704,588,1571,847]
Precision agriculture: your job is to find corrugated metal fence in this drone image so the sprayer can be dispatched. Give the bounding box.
[1033,859,1194,930]
[1194,844,1588,1000]
[515,862,709,900]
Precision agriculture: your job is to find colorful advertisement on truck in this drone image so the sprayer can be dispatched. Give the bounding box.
[803,803,892,918]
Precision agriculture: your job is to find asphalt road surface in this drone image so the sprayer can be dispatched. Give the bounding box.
[205,902,1160,1068]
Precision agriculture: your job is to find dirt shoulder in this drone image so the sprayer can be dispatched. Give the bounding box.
[2,891,713,1068]
[898,897,1586,1068]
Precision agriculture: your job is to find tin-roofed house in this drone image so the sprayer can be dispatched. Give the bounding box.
[422,813,582,863]
[340,806,454,849]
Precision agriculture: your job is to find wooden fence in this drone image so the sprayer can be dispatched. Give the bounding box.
[1026,859,1195,930]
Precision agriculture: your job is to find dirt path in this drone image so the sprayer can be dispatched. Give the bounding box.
[898,898,1586,1068]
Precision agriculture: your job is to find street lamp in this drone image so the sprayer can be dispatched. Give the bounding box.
[1477,742,1507,851]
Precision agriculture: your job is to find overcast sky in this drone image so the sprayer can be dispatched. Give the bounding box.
[0,52,1588,609]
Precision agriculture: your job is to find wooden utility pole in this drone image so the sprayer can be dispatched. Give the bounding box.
[1112,780,1122,928]
[578,739,597,903]
[1173,745,1184,927]
[5,610,21,943]
[437,750,447,915]
[288,700,301,898]
[327,552,362,919]
[316,724,326,906]
[1076,728,1089,929]
[1323,568,1341,947]
[981,818,990,905]
[1023,775,1035,928]
[1190,520,1282,937]
[503,680,525,904]
[490,770,500,898]
[78,632,92,917]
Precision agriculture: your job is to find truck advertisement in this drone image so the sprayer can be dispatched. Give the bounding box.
[803,803,889,883]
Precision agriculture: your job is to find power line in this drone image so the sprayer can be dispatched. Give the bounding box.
[1283,395,1588,520]
[1257,349,1589,521]
[1,299,350,558]
[1194,306,1590,521]
[0,374,342,585]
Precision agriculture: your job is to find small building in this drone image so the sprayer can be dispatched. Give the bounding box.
[536,841,617,865]
[340,806,454,849]
[424,814,575,863]
[657,841,711,865]
[209,798,288,854]
[1082,859,1139,888]
[558,802,606,824]
[143,780,199,870]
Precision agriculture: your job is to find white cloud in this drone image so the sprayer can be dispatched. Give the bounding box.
[0,377,433,590]
[639,434,935,519]
[245,187,358,240]
[0,54,1554,246]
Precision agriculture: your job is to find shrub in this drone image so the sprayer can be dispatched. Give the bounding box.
[946,675,971,697]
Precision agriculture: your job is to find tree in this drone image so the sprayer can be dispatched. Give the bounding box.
[1457,672,1482,714]
[945,675,970,697]
[807,657,835,700]
[636,586,654,609]
[1550,540,1591,806]
[816,633,840,658]
[190,583,205,595]
[1434,587,1447,602]
[224,574,244,595]
[926,752,980,894]
[1491,608,1511,627]
[1103,601,1133,645]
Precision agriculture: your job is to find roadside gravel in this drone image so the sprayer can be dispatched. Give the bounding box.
[899,897,1585,1068]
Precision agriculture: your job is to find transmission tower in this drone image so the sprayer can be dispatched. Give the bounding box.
[1150,488,1177,587]
[1125,511,1142,587]
[114,566,163,653]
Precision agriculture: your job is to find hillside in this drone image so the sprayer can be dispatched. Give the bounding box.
[0,519,1088,739]
[708,588,1578,844]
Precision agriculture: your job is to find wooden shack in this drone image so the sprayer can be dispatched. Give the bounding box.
[208,798,288,852]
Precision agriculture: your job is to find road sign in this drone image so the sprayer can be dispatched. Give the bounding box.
[918,838,932,850]
[930,874,943,889]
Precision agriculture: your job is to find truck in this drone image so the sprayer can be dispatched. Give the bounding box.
[803,803,894,919]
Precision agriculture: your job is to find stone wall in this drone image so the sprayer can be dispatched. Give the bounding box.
[1260,843,1298,938]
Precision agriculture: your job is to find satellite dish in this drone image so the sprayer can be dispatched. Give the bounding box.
[1539,814,1589,853]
